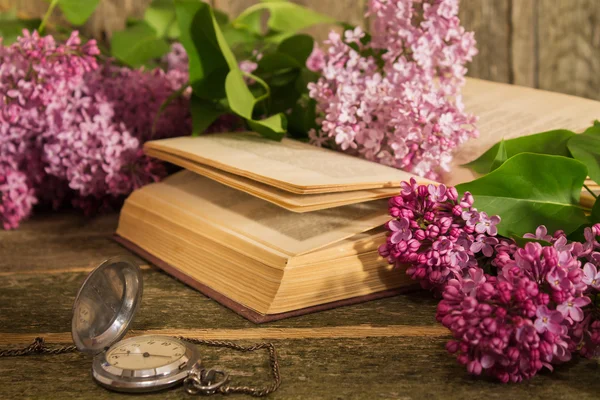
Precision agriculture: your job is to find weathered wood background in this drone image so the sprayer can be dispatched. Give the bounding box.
[1,212,600,399]
[2,0,600,100]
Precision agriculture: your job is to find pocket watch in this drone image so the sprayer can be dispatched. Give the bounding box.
[71,257,224,393]
[0,257,280,396]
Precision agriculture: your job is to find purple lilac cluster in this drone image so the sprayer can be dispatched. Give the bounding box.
[0,32,193,229]
[308,0,478,180]
[378,178,501,292]
[380,180,600,382]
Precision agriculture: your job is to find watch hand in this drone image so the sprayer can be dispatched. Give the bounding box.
[111,352,173,358]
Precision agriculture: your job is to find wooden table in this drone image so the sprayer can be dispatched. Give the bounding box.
[1,212,599,399]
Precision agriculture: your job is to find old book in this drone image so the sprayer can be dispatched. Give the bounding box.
[144,147,403,212]
[117,78,600,322]
[116,171,416,322]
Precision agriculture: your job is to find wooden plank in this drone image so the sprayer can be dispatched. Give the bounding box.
[0,324,450,345]
[510,0,537,87]
[0,267,439,333]
[537,0,600,100]
[0,212,144,273]
[459,0,512,83]
[1,337,599,399]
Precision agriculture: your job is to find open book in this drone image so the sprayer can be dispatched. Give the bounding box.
[117,78,600,322]
[144,132,434,212]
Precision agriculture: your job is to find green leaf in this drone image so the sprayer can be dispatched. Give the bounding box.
[592,199,600,224]
[256,53,301,73]
[568,133,600,184]
[456,153,589,237]
[110,21,170,67]
[490,139,507,172]
[294,68,319,94]
[144,0,180,39]
[234,2,335,36]
[247,114,287,141]
[511,235,552,248]
[192,68,228,100]
[175,0,224,85]
[190,96,224,136]
[583,122,600,136]
[287,96,317,139]
[57,0,99,25]
[225,69,256,119]
[278,34,314,65]
[463,129,576,174]
[0,13,40,45]
[181,1,286,140]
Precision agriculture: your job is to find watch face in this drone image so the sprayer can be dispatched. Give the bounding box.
[93,335,201,393]
[106,336,186,370]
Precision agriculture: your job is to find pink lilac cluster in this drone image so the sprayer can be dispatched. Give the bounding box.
[439,224,600,382]
[378,178,502,293]
[0,31,191,229]
[379,180,600,382]
[308,0,479,180]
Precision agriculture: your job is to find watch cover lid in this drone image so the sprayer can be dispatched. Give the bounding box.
[71,257,143,355]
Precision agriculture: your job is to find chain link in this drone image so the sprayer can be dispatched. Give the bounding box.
[0,337,77,357]
[177,336,281,397]
[0,336,281,397]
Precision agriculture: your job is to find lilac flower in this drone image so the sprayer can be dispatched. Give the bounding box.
[557,297,591,322]
[400,178,418,196]
[534,306,564,334]
[546,267,572,292]
[474,212,501,236]
[0,163,37,229]
[306,45,325,72]
[470,235,499,257]
[582,263,600,289]
[461,209,480,227]
[523,225,553,242]
[0,33,203,227]
[380,181,502,292]
[427,184,447,202]
[387,217,412,243]
[431,222,600,382]
[308,0,478,180]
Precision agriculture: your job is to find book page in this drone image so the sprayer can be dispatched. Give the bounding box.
[135,171,391,255]
[445,78,600,185]
[146,147,400,212]
[145,132,433,193]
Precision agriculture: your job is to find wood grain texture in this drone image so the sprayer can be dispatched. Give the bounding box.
[510,0,537,87]
[1,337,599,399]
[2,213,600,398]
[0,212,143,273]
[459,0,511,83]
[537,0,600,99]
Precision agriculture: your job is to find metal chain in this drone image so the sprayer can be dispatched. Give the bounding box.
[177,336,281,397]
[0,336,281,397]
[0,337,77,357]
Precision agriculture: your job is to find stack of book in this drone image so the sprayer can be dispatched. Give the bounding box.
[116,78,600,322]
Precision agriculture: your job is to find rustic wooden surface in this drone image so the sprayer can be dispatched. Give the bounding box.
[2,0,600,99]
[1,212,600,399]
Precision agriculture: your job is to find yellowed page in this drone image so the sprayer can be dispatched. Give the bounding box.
[445,78,600,185]
[135,171,390,255]
[145,132,433,194]
[146,147,400,212]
